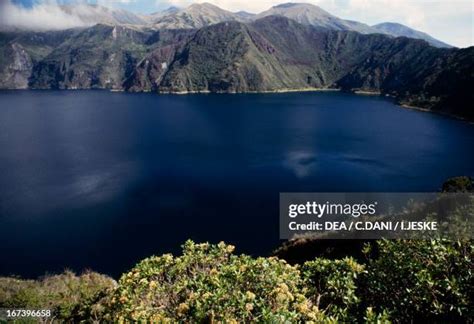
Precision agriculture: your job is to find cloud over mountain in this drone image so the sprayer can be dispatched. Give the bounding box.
[0,0,147,30]
[0,0,91,30]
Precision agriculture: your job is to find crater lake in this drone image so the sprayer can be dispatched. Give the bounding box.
[1,90,473,277]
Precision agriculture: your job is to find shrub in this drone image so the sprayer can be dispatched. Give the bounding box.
[362,239,473,322]
[364,307,391,324]
[301,257,365,321]
[109,240,329,323]
[441,176,473,192]
[0,271,116,322]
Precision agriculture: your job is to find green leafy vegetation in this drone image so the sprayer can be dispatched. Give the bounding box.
[442,176,474,193]
[362,239,473,322]
[301,258,365,322]
[1,239,471,323]
[0,271,116,322]
[108,241,318,322]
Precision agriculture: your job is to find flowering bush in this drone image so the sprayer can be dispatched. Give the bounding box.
[109,240,326,322]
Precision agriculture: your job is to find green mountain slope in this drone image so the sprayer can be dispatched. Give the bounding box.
[336,39,473,119]
[123,29,200,92]
[0,16,472,120]
[29,25,155,89]
[0,29,76,88]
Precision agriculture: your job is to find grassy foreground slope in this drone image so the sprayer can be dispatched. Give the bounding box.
[1,239,472,323]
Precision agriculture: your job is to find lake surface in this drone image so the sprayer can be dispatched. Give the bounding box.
[1,90,473,278]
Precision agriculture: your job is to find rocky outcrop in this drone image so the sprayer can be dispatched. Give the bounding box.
[0,42,33,89]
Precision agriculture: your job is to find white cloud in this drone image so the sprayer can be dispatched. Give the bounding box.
[0,0,91,30]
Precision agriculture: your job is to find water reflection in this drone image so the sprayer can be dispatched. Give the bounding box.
[284,151,318,178]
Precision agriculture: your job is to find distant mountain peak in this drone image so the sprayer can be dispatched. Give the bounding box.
[372,22,453,48]
[272,2,330,12]
[153,1,241,29]
[187,2,224,11]
[163,6,180,14]
[235,11,255,20]
[379,22,403,27]
[256,2,375,34]
[235,10,253,15]
[274,3,303,8]
[273,2,319,8]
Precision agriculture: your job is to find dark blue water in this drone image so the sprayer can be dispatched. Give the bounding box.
[1,90,473,278]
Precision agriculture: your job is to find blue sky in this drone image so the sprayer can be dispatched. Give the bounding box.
[8,0,474,47]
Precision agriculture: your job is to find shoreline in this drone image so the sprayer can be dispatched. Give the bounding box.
[400,104,432,113]
[0,88,471,123]
[157,87,341,95]
[353,90,382,95]
[400,104,474,124]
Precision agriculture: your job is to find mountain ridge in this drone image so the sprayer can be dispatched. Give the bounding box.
[0,2,453,48]
[152,2,247,29]
[255,3,378,35]
[0,16,471,120]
